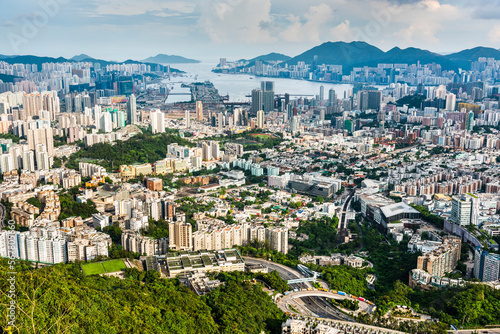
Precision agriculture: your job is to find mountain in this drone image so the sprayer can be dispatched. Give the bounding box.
[285,41,385,68]
[234,41,500,75]
[445,47,500,69]
[0,73,19,83]
[374,47,458,71]
[0,55,183,73]
[249,52,290,63]
[71,54,92,61]
[142,54,200,64]
[1,55,71,68]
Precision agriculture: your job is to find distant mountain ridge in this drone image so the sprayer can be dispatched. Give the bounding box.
[248,52,290,63]
[71,54,92,62]
[142,54,200,64]
[259,41,500,74]
[0,54,184,73]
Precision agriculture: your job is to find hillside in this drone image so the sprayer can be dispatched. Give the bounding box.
[0,73,19,83]
[285,41,385,68]
[0,54,183,73]
[142,54,200,64]
[71,54,92,61]
[235,42,500,74]
[249,52,290,63]
[445,47,500,69]
[0,258,285,334]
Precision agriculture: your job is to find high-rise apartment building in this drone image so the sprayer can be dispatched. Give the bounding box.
[27,127,54,156]
[251,89,263,114]
[450,194,479,226]
[196,101,203,122]
[261,81,274,114]
[185,110,190,128]
[358,90,382,111]
[169,219,193,251]
[474,247,500,282]
[126,94,137,124]
[151,110,165,134]
[257,109,265,129]
[416,236,461,277]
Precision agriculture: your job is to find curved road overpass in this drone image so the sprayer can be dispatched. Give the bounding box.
[279,290,376,316]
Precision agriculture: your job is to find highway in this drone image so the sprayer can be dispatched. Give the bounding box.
[298,295,354,321]
[244,257,353,321]
[244,257,312,288]
[339,188,356,230]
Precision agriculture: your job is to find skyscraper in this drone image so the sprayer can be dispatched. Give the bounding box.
[450,194,478,226]
[251,89,263,114]
[74,95,82,113]
[257,110,265,129]
[185,110,190,128]
[27,127,54,156]
[474,247,500,282]
[151,110,165,134]
[217,112,224,130]
[65,95,72,113]
[319,86,324,101]
[233,108,241,126]
[327,89,337,114]
[445,93,456,111]
[126,94,137,124]
[465,111,474,131]
[196,101,203,122]
[358,90,382,111]
[261,81,275,114]
[100,112,113,133]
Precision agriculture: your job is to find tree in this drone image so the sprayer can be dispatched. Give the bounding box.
[315,196,324,204]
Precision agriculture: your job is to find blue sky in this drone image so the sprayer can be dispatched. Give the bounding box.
[1,0,499,62]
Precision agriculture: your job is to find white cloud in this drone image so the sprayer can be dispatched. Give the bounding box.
[395,22,440,45]
[488,24,500,43]
[330,20,355,42]
[197,0,276,43]
[383,0,462,47]
[279,3,333,42]
[90,0,195,16]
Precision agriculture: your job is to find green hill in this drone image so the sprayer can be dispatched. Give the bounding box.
[142,54,200,64]
[285,41,385,68]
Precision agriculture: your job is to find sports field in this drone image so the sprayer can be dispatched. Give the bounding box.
[102,259,127,272]
[250,133,272,139]
[81,259,126,276]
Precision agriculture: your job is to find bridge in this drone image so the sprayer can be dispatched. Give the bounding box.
[297,264,320,279]
[287,277,316,284]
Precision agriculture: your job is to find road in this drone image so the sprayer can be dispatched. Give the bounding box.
[339,188,356,230]
[298,295,353,321]
[245,257,352,321]
[0,202,6,228]
[244,257,312,288]
[282,290,374,314]
[450,329,500,334]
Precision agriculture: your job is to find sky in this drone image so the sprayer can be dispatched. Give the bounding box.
[0,0,499,62]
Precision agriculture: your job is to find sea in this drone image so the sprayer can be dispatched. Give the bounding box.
[160,62,355,103]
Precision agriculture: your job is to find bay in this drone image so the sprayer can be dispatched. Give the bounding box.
[162,63,355,103]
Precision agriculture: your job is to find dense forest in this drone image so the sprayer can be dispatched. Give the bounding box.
[0,259,285,333]
[66,132,195,171]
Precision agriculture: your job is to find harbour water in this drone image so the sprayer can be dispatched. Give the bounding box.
[162,63,355,103]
